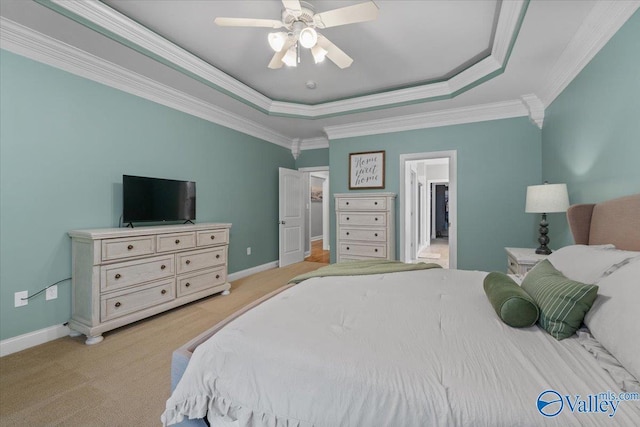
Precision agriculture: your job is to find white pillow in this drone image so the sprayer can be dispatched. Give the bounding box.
[546,244,640,284]
[584,257,640,383]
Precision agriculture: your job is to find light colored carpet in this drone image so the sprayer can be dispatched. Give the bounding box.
[417,238,449,268]
[417,247,441,259]
[0,261,327,427]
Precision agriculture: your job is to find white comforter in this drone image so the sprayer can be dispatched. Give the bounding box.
[163,269,640,426]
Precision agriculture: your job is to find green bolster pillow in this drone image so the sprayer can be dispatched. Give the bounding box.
[483,272,540,328]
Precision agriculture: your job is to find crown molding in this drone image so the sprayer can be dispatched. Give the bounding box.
[0,17,292,149]
[39,0,528,118]
[300,137,329,150]
[540,1,640,107]
[521,94,545,129]
[323,100,530,140]
[46,0,273,113]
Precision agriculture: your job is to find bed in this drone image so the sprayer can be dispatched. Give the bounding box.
[162,194,640,426]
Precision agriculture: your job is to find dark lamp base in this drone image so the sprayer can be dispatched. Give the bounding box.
[535,246,552,255]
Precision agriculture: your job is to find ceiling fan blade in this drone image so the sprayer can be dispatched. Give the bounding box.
[316,35,353,69]
[268,38,296,69]
[214,17,284,28]
[314,1,379,29]
[281,0,302,16]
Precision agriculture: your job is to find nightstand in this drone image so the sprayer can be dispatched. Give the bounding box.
[505,247,549,276]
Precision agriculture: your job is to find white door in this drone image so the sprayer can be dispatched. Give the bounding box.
[279,167,305,267]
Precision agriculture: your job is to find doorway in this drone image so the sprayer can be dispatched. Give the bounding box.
[399,151,457,268]
[299,167,330,264]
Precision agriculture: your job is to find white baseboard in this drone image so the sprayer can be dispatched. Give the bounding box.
[0,324,71,357]
[311,236,323,242]
[227,261,278,282]
[1,261,280,357]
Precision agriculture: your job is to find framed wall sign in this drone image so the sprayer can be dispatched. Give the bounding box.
[349,150,385,189]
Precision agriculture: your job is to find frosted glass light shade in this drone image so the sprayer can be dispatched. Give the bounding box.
[268,32,287,52]
[282,46,297,67]
[525,183,569,213]
[299,27,318,48]
[311,45,327,63]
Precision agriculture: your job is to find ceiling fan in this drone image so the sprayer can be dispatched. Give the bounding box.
[214,0,379,69]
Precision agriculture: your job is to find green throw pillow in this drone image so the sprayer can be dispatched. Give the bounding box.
[483,272,540,328]
[522,259,599,340]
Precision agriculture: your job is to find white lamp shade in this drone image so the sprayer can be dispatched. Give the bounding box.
[525,183,569,213]
[268,32,287,52]
[299,27,318,49]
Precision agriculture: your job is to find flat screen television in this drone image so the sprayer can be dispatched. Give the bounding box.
[122,175,196,225]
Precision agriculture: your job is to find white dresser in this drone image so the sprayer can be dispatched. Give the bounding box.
[335,193,396,262]
[68,223,231,344]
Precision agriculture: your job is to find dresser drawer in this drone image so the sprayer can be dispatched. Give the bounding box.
[177,266,226,297]
[101,254,174,292]
[339,212,386,226]
[101,278,175,322]
[157,232,196,253]
[177,247,226,274]
[339,243,386,258]
[337,197,386,211]
[101,236,155,261]
[196,229,229,247]
[340,228,386,242]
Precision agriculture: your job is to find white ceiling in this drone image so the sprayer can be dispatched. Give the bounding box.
[1,1,637,150]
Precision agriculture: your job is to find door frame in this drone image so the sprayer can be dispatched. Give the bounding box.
[399,151,457,268]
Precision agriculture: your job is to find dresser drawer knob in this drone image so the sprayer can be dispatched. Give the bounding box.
[346,217,350,221]
[175,239,180,244]
[216,274,220,279]
[346,201,349,205]
[186,260,191,265]
[375,217,379,221]
[346,247,350,250]
[185,282,191,288]
[127,244,133,250]
[161,289,167,295]
[115,302,121,308]
[115,273,121,279]
[216,254,221,259]
[374,233,378,237]
[210,235,216,240]
[374,248,378,252]
[161,264,166,270]
[374,201,378,205]
[346,232,350,236]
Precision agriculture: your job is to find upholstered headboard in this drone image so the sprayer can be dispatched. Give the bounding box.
[567,194,640,251]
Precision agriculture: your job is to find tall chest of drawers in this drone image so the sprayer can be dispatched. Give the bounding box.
[68,223,231,344]
[335,193,396,262]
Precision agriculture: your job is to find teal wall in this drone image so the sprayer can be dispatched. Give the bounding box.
[0,50,294,340]
[295,148,329,168]
[541,10,640,247]
[329,117,542,271]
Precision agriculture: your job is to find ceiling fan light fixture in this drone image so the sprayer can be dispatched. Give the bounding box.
[268,32,287,52]
[311,45,327,63]
[299,27,318,49]
[282,46,297,67]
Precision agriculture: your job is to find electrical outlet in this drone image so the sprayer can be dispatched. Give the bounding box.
[46,285,58,301]
[247,247,251,255]
[14,291,28,307]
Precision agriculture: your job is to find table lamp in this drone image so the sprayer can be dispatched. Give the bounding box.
[525,182,569,255]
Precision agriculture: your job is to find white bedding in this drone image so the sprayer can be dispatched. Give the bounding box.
[163,268,640,426]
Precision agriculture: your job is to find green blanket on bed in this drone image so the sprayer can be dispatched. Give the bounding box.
[289,260,441,284]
